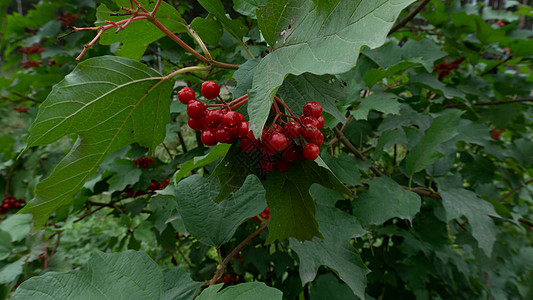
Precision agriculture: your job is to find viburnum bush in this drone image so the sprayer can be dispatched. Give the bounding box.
[1,0,533,299]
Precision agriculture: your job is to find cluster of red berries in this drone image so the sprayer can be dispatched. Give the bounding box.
[496,20,505,27]
[240,101,324,173]
[133,156,155,168]
[21,60,43,69]
[0,195,25,215]
[433,57,465,81]
[251,207,270,223]
[18,43,46,55]
[178,81,325,174]
[216,273,240,284]
[179,81,250,146]
[491,128,504,140]
[58,12,77,26]
[12,107,30,114]
[124,179,170,198]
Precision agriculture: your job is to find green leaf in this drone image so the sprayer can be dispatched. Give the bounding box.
[20,56,172,230]
[163,267,202,300]
[373,128,407,159]
[198,0,247,42]
[96,1,187,60]
[233,0,267,18]
[351,93,401,120]
[105,159,142,193]
[210,142,258,202]
[363,60,422,88]
[197,282,282,300]
[174,143,231,183]
[0,214,32,242]
[0,230,12,260]
[408,74,465,99]
[405,110,463,176]
[321,154,361,186]
[175,174,266,247]
[353,177,421,226]
[12,251,163,299]
[309,273,355,300]
[290,205,369,299]
[190,16,224,45]
[232,59,261,98]
[264,160,348,243]
[436,178,499,257]
[0,258,25,284]
[149,196,178,233]
[248,0,416,136]
[277,73,346,123]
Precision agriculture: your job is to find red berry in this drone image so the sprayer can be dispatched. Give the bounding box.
[270,124,283,133]
[8,198,16,206]
[178,87,195,104]
[247,130,258,142]
[13,202,20,208]
[188,117,205,131]
[302,124,319,142]
[201,129,218,146]
[303,101,322,118]
[266,132,288,152]
[316,115,325,129]
[312,132,324,146]
[238,121,249,138]
[201,81,220,99]
[258,159,275,173]
[187,100,207,118]
[303,143,320,161]
[239,113,245,122]
[259,207,270,219]
[276,159,291,173]
[258,141,277,157]
[204,109,223,128]
[283,121,302,139]
[282,146,300,162]
[216,126,232,144]
[240,138,256,153]
[2,203,9,210]
[148,180,159,190]
[222,111,241,127]
[301,116,319,128]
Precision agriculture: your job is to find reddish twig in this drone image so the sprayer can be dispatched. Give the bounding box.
[209,220,270,286]
[497,179,533,202]
[388,0,431,35]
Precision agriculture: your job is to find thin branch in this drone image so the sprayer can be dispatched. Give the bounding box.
[480,56,512,77]
[209,220,270,286]
[497,179,533,202]
[388,0,431,35]
[443,98,533,109]
[332,127,385,177]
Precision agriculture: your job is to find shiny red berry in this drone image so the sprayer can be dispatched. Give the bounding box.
[205,109,223,128]
[187,100,207,118]
[188,117,204,131]
[216,126,232,144]
[178,87,195,104]
[2,203,9,210]
[302,124,319,142]
[240,138,256,153]
[303,101,322,118]
[317,115,325,129]
[282,146,300,162]
[301,116,319,128]
[266,132,288,152]
[238,121,249,138]
[283,121,302,139]
[222,111,241,127]
[201,81,220,99]
[312,132,324,146]
[303,143,320,161]
[201,129,218,146]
